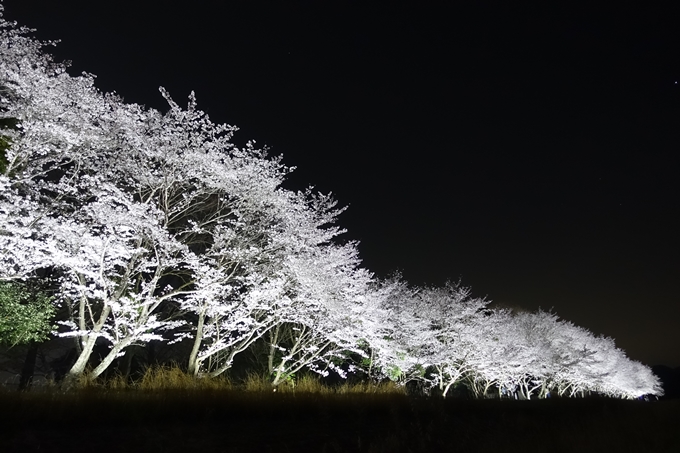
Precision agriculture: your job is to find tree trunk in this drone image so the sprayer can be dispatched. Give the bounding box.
[187,310,206,376]
[90,339,133,380]
[271,364,287,387]
[18,341,39,391]
[65,304,112,383]
[443,381,454,398]
[66,334,99,379]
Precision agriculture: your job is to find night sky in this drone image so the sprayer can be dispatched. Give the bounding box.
[4,1,679,367]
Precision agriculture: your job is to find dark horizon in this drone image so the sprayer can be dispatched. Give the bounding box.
[3,1,679,368]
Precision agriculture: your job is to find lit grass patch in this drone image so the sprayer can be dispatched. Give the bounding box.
[137,364,232,391]
[241,372,406,395]
[243,372,274,392]
[290,374,330,393]
[336,379,406,395]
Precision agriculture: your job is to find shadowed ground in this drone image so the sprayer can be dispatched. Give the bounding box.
[3,388,679,453]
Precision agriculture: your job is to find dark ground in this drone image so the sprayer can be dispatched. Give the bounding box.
[3,390,679,453]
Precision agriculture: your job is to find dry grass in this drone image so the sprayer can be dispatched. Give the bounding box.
[40,365,405,395]
[336,379,406,395]
[136,364,232,391]
[243,372,275,392]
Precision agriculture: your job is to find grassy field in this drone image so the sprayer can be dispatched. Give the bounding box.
[2,368,679,452]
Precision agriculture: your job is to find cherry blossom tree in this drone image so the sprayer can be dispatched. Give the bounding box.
[463,307,514,398]
[261,241,373,386]
[364,276,430,384]
[365,280,491,396]
[415,284,489,397]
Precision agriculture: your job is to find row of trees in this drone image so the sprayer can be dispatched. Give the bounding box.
[371,281,660,399]
[0,6,662,399]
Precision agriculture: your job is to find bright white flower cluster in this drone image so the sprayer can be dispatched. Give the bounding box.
[362,281,662,399]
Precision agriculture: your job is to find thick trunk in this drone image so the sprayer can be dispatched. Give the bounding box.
[90,339,133,380]
[66,304,112,381]
[67,334,99,378]
[443,381,453,398]
[519,383,528,400]
[271,363,288,387]
[187,310,206,376]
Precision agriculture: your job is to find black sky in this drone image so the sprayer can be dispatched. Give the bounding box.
[4,1,679,367]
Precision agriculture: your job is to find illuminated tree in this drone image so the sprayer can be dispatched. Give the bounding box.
[365,280,490,395]
[263,241,373,386]
[364,277,429,383]
[414,284,489,397]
